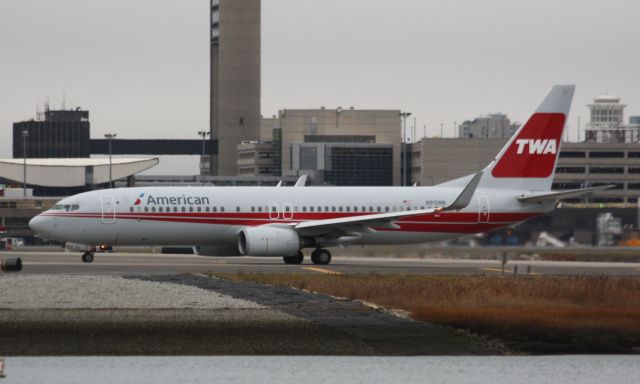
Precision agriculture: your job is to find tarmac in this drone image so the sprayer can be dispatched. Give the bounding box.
[5,250,640,276]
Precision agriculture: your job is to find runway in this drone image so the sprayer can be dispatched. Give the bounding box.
[4,251,640,276]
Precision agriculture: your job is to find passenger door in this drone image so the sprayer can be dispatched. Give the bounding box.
[101,195,116,224]
[477,195,490,223]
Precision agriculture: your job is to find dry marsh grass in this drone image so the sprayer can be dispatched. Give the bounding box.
[222,274,640,351]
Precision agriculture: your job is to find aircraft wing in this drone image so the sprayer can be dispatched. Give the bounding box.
[517,185,614,204]
[294,172,483,232]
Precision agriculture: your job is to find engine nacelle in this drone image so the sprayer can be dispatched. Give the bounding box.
[238,226,301,257]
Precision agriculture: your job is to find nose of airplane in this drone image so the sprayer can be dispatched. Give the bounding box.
[29,214,48,235]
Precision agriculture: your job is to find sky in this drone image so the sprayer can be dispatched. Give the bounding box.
[1,0,639,174]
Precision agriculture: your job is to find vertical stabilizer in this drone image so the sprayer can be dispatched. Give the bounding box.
[479,85,575,191]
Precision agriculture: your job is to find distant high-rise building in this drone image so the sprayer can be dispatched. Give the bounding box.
[13,108,90,158]
[210,0,261,176]
[457,113,519,139]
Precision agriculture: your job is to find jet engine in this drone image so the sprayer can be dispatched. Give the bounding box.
[238,226,301,257]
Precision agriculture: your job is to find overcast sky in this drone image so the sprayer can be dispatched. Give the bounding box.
[1,0,639,173]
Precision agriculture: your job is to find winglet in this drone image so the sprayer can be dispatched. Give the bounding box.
[294,174,309,187]
[447,171,482,211]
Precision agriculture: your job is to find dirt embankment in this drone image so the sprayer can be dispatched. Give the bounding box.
[222,274,640,354]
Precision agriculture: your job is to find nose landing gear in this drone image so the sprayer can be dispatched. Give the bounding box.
[81,252,95,263]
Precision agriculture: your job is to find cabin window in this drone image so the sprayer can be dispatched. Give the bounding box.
[205,207,210,212]
[385,206,389,212]
[420,206,425,210]
[317,206,322,212]
[173,207,178,212]
[188,207,193,212]
[197,207,202,212]
[181,207,186,212]
[325,206,329,212]
[152,207,156,213]
[212,207,217,212]
[251,206,255,212]
[310,206,314,212]
[285,206,291,212]
[302,206,307,212]
[235,206,240,212]
[362,206,366,212]
[129,207,134,212]
[369,206,373,212]
[221,207,225,212]
[258,206,263,212]
[346,206,351,212]
[144,207,149,212]
[331,206,336,212]
[339,206,343,212]
[272,206,277,212]
[158,207,163,213]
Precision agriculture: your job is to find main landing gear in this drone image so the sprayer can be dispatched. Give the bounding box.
[282,249,332,265]
[283,251,304,265]
[81,252,95,263]
[311,249,331,265]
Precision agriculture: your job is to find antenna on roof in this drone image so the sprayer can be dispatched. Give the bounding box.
[62,93,67,110]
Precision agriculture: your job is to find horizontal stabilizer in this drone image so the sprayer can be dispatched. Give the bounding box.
[518,185,614,204]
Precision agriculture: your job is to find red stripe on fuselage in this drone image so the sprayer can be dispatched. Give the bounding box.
[40,211,541,234]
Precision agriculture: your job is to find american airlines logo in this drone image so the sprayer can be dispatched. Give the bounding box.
[515,139,557,155]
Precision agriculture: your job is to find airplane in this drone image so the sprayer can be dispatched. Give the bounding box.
[29,85,610,265]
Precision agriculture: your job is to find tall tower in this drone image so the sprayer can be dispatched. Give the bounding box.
[210,0,261,176]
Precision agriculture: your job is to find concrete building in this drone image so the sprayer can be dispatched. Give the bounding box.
[409,138,640,203]
[236,141,277,176]
[257,108,402,185]
[13,108,90,158]
[290,142,394,186]
[458,113,520,139]
[585,95,640,143]
[209,0,261,176]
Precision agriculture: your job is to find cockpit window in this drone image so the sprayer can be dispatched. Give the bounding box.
[51,204,80,211]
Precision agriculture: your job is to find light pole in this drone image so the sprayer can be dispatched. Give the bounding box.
[22,130,28,197]
[198,131,210,180]
[198,131,210,157]
[400,112,412,187]
[104,133,117,188]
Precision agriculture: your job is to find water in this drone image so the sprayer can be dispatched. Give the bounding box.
[2,356,638,384]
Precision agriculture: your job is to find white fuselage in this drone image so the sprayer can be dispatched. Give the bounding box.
[30,185,551,251]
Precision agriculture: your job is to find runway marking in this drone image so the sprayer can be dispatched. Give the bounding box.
[303,267,342,275]
[480,267,540,275]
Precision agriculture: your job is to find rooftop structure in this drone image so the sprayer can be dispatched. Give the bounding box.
[585,94,640,143]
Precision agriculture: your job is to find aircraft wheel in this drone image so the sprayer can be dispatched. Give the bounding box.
[81,252,95,263]
[311,249,331,265]
[283,251,304,265]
